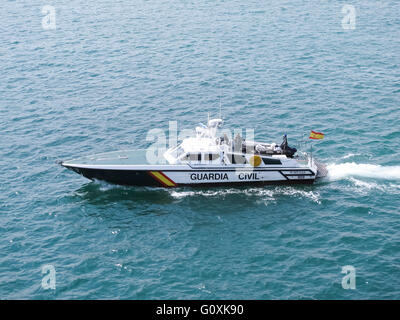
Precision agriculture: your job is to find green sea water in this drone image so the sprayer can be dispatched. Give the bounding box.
[0,0,399,299]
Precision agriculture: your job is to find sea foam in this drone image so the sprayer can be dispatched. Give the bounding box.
[327,163,400,180]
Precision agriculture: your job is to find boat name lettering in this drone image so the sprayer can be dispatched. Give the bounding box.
[238,173,260,180]
[190,173,229,181]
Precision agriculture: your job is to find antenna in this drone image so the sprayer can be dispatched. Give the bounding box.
[219,87,222,119]
[219,99,222,119]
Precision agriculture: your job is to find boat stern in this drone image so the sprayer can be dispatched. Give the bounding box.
[306,154,327,179]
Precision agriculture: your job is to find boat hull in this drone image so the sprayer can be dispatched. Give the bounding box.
[62,164,316,187]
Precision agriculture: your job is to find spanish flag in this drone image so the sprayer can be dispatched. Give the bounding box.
[309,130,324,140]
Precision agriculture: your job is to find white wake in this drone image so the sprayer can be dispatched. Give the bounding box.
[327,162,400,180]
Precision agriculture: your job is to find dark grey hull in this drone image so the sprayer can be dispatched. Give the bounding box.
[63,165,315,187]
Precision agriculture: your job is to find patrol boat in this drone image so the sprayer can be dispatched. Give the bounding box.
[61,119,327,187]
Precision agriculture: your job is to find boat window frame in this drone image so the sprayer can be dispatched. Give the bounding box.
[261,157,282,165]
[226,153,247,165]
[181,152,202,162]
[204,153,220,162]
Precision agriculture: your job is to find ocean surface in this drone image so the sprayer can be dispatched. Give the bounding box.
[1,0,399,299]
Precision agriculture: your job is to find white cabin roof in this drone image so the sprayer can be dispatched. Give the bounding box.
[180,137,220,153]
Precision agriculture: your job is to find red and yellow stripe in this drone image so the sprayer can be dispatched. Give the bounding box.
[148,171,177,187]
[309,130,324,140]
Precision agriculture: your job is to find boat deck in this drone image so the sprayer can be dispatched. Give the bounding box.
[64,149,151,166]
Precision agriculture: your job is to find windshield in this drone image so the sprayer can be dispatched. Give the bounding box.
[175,146,185,158]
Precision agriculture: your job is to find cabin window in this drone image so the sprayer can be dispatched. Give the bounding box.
[227,153,247,164]
[204,153,220,161]
[262,157,282,165]
[182,153,201,161]
[192,153,201,161]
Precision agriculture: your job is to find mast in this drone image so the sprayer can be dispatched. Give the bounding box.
[219,90,222,119]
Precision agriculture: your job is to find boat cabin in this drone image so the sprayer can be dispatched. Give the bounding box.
[163,118,295,166]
